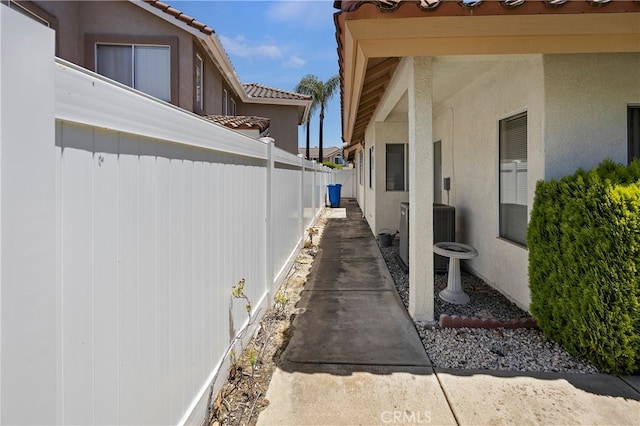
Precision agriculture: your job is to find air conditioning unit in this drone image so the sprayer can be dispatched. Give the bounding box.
[434,204,455,273]
[398,203,455,273]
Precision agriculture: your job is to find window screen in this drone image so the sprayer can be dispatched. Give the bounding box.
[96,44,170,102]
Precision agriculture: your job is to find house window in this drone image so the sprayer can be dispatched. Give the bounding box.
[434,141,442,204]
[628,106,640,164]
[195,53,204,111]
[499,112,528,246]
[369,146,375,189]
[359,150,364,185]
[386,143,406,191]
[96,44,171,102]
[230,99,237,116]
[223,89,229,115]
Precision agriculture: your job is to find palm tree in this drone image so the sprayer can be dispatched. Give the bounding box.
[295,74,340,162]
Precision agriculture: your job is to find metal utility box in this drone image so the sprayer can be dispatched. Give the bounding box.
[398,203,456,273]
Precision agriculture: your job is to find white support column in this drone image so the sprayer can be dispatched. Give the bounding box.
[408,57,435,323]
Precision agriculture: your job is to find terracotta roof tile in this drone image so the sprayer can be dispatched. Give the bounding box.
[205,115,270,132]
[144,0,214,35]
[243,83,312,101]
[335,0,637,13]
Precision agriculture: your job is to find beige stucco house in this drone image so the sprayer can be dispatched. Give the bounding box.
[7,0,311,155]
[334,0,640,322]
[299,146,346,164]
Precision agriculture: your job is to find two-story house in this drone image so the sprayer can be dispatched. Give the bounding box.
[5,0,311,154]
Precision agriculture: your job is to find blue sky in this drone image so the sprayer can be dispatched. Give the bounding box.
[172,0,342,150]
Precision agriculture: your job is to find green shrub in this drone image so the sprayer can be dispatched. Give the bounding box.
[321,161,343,170]
[528,159,640,375]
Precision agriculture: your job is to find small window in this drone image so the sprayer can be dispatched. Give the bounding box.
[499,112,528,246]
[369,146,375,189]
[96,44,170,102]
[386,144,406,191]
[223,89,229,115]
[359,150,364,185]
[230,99,237,116]
[628,106,640,164]
[195,54,204,111]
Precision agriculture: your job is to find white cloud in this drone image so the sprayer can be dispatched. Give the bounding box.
[218,34,283,59]
[284,55,306,68]
[266,1,329,27]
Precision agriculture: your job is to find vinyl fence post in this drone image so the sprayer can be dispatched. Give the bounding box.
[0,7,57,423]
[311,160,317,216]
[299,154,305,243]
[262,137,275,297]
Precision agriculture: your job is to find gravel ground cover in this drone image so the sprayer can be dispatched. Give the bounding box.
[379,238,599,374]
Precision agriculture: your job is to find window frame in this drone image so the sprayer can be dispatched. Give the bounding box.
[628,105,640,164]
[195,53,204,113]
[358,150,364,186]
[369,146,375,190]
[85,34,179,105]
[222,89,229,115]
[498,111,528,247]
[385,143,407,192]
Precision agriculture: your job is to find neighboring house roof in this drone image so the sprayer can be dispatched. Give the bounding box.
[244,83,312,102]
[143,0,213,35]
[333,0,640,148]
[300,146,343,160]
[206,115,270,133]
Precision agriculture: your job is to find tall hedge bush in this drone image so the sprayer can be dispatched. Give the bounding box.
[528,160,640,375]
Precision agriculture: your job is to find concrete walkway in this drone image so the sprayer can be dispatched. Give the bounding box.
[258,200,640,425]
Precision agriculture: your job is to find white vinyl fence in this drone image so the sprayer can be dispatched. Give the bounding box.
[0,8,332,425]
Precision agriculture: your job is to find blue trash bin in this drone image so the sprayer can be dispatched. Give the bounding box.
[327,184,342,208]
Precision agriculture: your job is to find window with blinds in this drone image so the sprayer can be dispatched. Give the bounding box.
[96,44,170,102]
[629,106,640,164]
[499,112,528,246]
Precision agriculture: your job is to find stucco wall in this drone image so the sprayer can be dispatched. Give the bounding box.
[373,121,409,234]
[239,103,300,155]
[543,53,640,180]
[33,0,232,115]
[433,56,545,310]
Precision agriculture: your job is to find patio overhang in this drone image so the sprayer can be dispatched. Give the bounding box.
[334,1,640,147]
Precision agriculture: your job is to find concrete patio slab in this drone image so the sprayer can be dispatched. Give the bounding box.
[284,290,430,366]
[304,256,396,291]
[314,236,381,259]
[623,374,640,394]
[257,365,457,426]
[435,368,640,426]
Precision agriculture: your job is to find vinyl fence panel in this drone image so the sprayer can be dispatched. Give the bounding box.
[0,8,333,425]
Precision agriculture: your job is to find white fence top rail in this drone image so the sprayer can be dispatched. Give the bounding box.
[54,58,268,160]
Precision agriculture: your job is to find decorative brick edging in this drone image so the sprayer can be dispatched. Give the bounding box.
[439,314,537,329]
